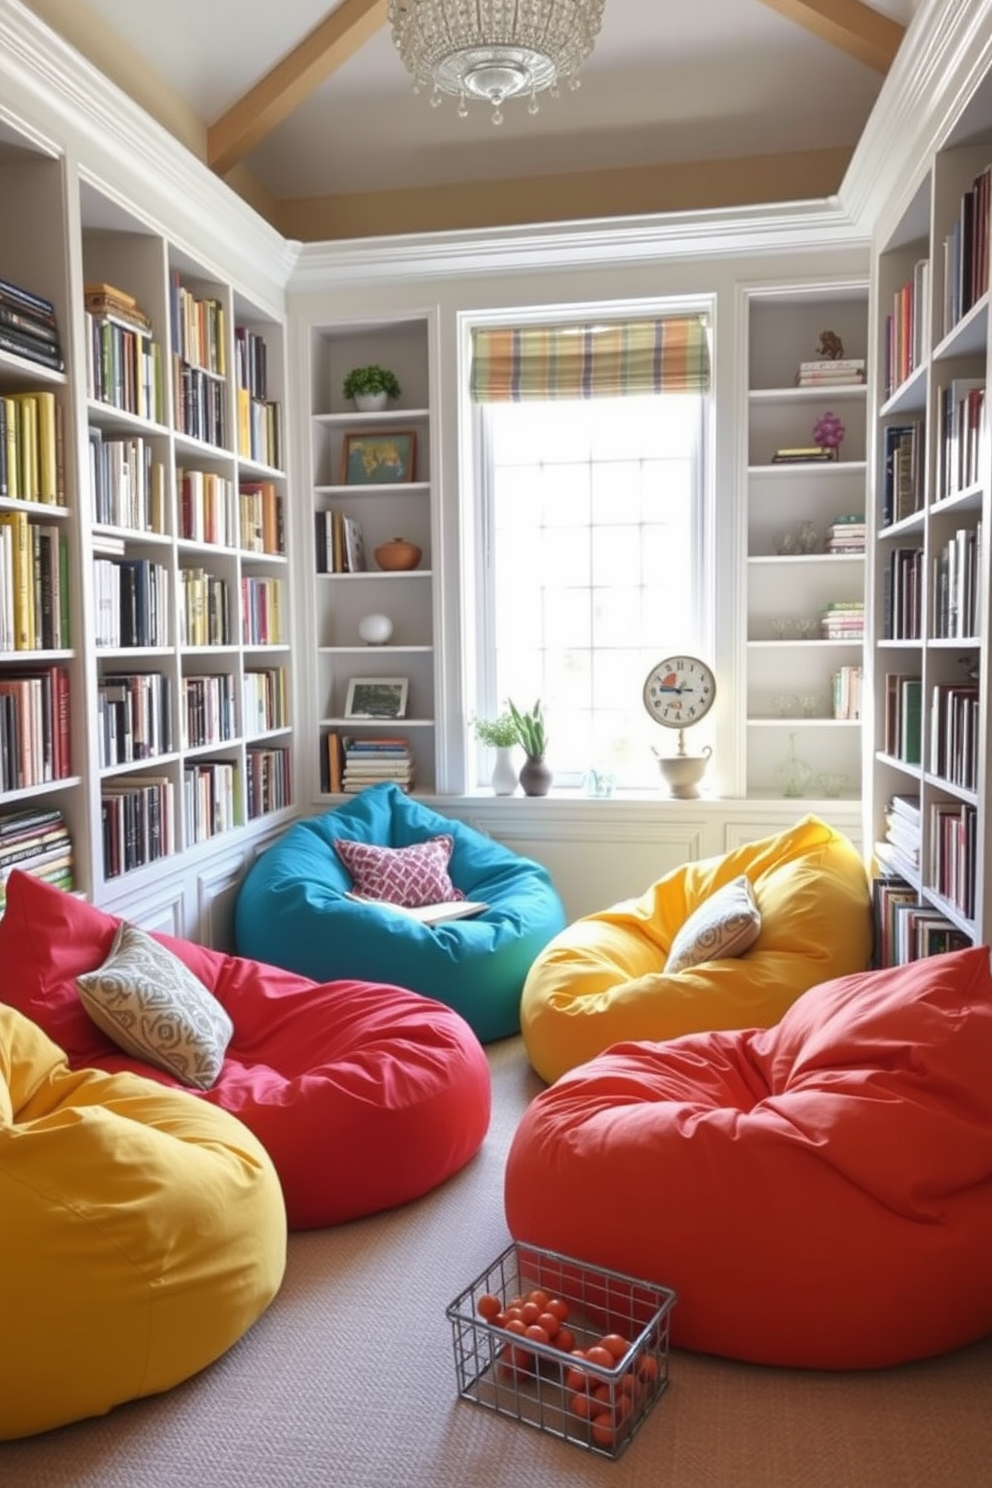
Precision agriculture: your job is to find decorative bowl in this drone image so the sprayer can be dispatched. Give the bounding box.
[374,538,422,571]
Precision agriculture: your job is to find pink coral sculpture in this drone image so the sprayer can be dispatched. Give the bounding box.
[813,410,845,452]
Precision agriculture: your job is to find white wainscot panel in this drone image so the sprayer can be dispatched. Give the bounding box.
[195,852,251,952]
[431,797,865,922]
[435,800,718,922]
[98,875,187,937]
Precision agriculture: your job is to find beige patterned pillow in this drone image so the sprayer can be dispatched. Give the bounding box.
[77,923,233,1090]
[665,875,762,974]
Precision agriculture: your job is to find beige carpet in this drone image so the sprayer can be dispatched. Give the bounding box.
[4,1037,991,1488]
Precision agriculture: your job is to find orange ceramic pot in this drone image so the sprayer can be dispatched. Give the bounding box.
[374,538,422,571]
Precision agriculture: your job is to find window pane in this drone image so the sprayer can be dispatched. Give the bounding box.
[481,388,706,788]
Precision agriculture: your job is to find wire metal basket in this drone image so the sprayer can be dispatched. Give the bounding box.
[446,1240,677,1460]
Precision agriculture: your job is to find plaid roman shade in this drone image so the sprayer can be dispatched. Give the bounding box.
[469,316,710,401]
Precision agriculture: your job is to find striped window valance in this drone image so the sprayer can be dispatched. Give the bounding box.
[470,316,710,401]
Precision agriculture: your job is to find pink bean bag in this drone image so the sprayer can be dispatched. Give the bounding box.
[505,946,992,1368]
[0,869,491,1230]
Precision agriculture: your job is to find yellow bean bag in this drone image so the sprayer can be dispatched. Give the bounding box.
[520,815,873,1083]
[0,1006,287,1440]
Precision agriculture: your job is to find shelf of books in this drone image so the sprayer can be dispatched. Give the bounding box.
[70,183,295,894]
[866,102,992,963]
[745,283,868,798]
[0,133,82,915]
[79,200,292,890]
[5,168,296,912]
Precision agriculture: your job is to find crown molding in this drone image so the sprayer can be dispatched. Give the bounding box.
[840,0,992,242]
[0,0,300,304]
[289,195,868,291]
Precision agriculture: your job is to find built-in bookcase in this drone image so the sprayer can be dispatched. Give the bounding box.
[0,112,295,923]
[0,126,82,910]
[744,283,868,800]
[304,316,439,799]
[866,91,992,960]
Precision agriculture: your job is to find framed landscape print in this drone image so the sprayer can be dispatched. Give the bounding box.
[344,677,409,719]
[342,430,417,485]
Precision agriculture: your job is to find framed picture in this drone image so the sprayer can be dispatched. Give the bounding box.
[341,430,417,485]
[344,677,409,719]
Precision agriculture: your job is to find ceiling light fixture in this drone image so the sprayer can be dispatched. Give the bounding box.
[388,0,606,126]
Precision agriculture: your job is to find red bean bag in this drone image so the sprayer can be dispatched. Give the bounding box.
[504,946,992,1368]
[0,869,491,1230]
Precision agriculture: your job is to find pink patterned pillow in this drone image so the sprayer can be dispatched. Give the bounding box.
[333,835,464,908]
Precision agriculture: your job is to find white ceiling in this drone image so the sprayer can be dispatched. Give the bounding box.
[39,0,922,200]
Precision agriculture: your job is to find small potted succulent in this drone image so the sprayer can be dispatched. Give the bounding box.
[342,364,401,411]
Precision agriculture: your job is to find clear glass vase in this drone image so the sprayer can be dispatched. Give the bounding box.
[776,731,813,798]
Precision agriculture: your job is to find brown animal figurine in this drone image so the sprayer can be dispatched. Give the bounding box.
[817,330,844,360]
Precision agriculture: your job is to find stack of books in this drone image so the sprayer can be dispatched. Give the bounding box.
[831,664,862,720]
[771,445,837,464]
[0,806,73,916]
[1,388,65,504]
[0,664,72,787]
[826,514,865,553]
[819,600,865,640]
[103,774,174,876]
[84,281,162,422]
[882,793,921,880]
[0,511,70,651]
[871,870,969,967]
[315,510,365,573]
[0,276,64,372]
[341,736,415,793]
[883,673,922,765]
[882,420,924,523]
[929,678,980,789]
[929,799,977,919]
[794,357,866,386]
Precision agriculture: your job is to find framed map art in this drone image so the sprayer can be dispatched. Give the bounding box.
[341,431,417,485]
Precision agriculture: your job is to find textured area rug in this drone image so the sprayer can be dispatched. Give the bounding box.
[3,1036,992,1488]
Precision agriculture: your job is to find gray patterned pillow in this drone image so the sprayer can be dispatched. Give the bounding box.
[76,923,233,1090]
[665,874,762,974]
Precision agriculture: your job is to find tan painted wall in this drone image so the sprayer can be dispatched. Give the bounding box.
[25,0,209,160]
[274,147,852,241]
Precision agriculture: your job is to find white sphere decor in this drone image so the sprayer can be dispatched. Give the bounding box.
[358,613,394,645]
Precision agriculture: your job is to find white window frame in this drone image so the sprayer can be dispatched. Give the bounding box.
[460,297,717,794]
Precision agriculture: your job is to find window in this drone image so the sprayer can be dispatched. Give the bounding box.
[468,311,713,790]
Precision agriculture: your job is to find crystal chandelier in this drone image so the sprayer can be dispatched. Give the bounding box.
[388,0,606,125]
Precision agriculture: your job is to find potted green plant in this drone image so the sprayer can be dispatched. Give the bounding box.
[471,711,518,748]
[342,364,401,411]
[508,698,553,795]
[471,711,519,795]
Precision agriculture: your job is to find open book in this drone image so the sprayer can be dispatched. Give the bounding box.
[344,892,489,926]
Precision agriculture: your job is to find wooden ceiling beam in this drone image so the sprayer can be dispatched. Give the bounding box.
[208,0,388,174]
[755,0,905,73]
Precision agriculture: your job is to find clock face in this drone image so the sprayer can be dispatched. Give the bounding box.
[643,655,717,728]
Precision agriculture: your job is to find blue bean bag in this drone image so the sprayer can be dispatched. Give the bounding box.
[234,784,567,1042]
